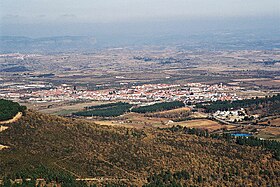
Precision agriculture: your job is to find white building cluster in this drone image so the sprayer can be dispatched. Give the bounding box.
[0,83,241,104]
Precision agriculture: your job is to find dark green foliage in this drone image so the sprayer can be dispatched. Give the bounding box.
[85,102,126,110]
[144,170,191,187]
[0,99,26,121]
[235,136,280,160]
[11,165,73,183]
[165,125,209,138]
[173,170,190,181]
[210,133,280,160]
[74,102,132,117]
[0,165,88,187]
[196,94,280,113]
[1,66,29,72]
[2,178,12,187]
[35,73,55,78]
[165,125,280,160]
[197,175,203,183]
[132,101,184,113]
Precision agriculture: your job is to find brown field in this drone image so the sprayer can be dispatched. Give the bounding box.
[93,116,232,132]
[93,113,170,129]
[259,118,280,127]
[270,118,280,127]
[252,80,280,87]
[256,126,280,141]
[235,90,268,98]
[173,119,235,132]
[155,107,191,114]
[189,112,208,119]
[36,101,110,115]
[145,107,193,120]
[262,127,280,136]
[233,78,271,82]
[93,120,139,129]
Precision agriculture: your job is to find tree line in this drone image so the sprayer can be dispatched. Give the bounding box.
[132,101,184,113]
[196,94,280,113]
[165,125,280,161]
[85,102,125,110]
[144,170,191,187]
[74,102,132,117]
[1,165,88,187]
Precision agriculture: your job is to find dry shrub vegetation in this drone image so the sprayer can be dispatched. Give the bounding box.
[0,110,280,186]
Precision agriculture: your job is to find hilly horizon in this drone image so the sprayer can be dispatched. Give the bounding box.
[1,17,280,53]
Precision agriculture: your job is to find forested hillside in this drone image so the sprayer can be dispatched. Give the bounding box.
[0,110,279,186]
[132,101,184,113]
[197,94,280,116]
[74,102,132,117]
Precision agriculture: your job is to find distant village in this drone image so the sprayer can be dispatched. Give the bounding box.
[0,82,241,104]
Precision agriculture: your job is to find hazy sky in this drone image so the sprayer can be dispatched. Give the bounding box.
[1,0,279,23]
[1,0,279,37]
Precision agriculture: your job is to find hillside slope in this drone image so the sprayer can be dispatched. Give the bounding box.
[0,110,280,186]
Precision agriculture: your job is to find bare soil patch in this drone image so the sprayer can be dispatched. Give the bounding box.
[173,119,235,131]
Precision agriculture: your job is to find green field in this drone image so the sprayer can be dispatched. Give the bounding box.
[196,94,280,113]
[131,101,185,113]
[74,102,132,117]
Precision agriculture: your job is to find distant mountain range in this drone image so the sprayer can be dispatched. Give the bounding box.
[1,30,280,53]
[0,36,97,53]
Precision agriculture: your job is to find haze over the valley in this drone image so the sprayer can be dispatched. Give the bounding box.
[1,0,279,52]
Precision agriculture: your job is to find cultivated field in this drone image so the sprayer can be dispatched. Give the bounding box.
[36,101,111,115]
[94,112,170,129]
[173,119,235,132]
[270,118,280,127]
[154,107,191,114]
[256,127,280,141]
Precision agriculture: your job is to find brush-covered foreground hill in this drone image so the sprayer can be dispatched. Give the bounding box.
[0,110,280,186]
